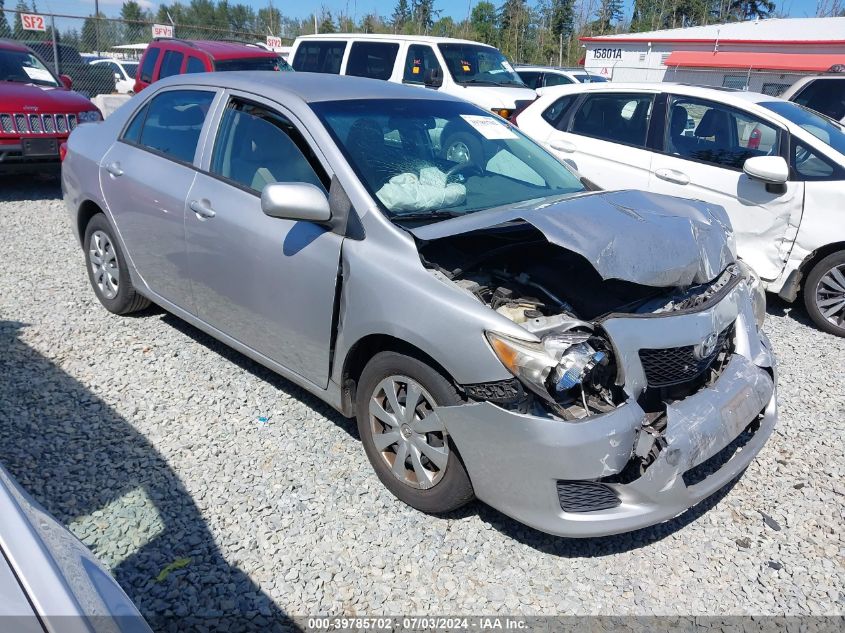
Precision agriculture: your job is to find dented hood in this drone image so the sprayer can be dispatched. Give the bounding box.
[410,190,736,287]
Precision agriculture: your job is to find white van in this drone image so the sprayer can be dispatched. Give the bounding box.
[289,34,537,119]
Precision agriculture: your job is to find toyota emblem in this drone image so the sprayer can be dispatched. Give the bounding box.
[694,333,719,360]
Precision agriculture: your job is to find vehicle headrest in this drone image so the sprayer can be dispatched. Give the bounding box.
[695,108,729,138]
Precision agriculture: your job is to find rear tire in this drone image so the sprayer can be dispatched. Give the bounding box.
[83,213,150,315]
[356,352,474,514]
[803,251,845,337]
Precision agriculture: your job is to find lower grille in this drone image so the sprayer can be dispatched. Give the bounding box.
[682,418,760,487]
[556,481,620,513]
[639,326,732,388]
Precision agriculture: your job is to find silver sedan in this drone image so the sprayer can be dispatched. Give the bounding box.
[62,72,777,537]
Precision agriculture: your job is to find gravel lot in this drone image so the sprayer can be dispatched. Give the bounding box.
[0,176,843,623]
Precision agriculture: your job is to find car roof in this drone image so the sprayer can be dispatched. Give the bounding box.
[0,39,32,53]
[154,70,467,104]
[516,65,595,73]
[541,81,778,104]
[295,33,494,47]
[153,39,278,60]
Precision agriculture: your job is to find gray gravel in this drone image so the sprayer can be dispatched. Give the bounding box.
[0,176,843,620]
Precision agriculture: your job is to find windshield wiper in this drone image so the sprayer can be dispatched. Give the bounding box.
[391,210,462,223]
[456,78,515,87]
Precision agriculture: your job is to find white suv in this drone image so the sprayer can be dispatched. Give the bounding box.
[515,65,608,89]
[289,34,536,121]
[515,82,845,336]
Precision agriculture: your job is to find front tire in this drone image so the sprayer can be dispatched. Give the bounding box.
[84,213,150,315]
[804,251,845,337]
[356,352,474,513]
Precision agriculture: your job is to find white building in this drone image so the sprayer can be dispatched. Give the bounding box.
[580,17,845,95]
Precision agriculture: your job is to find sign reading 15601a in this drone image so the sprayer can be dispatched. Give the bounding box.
[593,48,622,59]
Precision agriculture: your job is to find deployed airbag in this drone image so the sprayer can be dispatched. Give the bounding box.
[377,167,466,213]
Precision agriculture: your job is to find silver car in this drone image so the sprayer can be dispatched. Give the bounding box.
[62,72,777,538]
[0,462,151,632]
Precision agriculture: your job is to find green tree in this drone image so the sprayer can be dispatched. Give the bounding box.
[361,13,377,33]
[121,1,146,43]
[318,9,335,33]
[728,0,775,19]
[0,0,12,39]
[595,0,623,32]
[257,5,281,34]
[391,0,410,32]
[470,1,497,45]
[412,0,437,33]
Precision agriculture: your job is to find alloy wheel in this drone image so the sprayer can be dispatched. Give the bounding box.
[368,375,450,490]
[89,230,119,300]
[815,263,845,329]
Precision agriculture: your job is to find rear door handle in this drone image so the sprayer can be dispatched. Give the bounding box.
[549,139,577,153]
[189,199,216,219]
[106,162,123,177]
[655,168,690,185]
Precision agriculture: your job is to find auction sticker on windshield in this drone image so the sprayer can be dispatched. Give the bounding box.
[460,114,518,140]
[23,66,54,83]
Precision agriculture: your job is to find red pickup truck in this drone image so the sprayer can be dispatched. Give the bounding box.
[0,40,102,173]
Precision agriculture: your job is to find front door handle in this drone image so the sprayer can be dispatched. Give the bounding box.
[189,199,216,219]
[549,139,577,153]
[655,168,690,185]
[106,162,123,177]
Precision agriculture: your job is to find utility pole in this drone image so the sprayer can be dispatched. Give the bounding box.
[94,0,100,54]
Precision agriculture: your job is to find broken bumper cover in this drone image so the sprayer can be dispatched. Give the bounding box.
[439,277,777,539]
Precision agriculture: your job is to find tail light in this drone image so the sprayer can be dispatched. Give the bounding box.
[59,142,68,162]
[508,97,537,127]
[748,126,761,150]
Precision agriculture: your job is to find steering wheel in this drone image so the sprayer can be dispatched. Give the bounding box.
[445,161,482,182]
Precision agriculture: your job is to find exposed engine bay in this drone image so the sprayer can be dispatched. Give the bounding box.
[419,224,740,421]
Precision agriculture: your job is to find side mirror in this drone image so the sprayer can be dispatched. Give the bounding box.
[743,155,788,184]
[59,74,73,89]
[424,68,443,89]
[261,182,331,223]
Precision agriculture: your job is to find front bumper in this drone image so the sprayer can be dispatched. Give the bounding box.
[438,281,778,538]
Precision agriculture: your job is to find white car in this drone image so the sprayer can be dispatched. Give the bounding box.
[89,58,139,94]
[780,74,845,123]
[515,65,608,89]
[289,34,536,120]
[514,82,845,336]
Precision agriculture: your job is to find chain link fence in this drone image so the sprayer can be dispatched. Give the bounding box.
[1,8,291,98]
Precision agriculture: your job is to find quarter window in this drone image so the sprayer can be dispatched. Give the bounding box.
[185,56,206,74]
[210,99,327,193]
[159,50,184,79]
[346,42,399,80]
[292,41,347,74]
[793,142,836,179]
[139,47,160,83]
[570,93,653,147]
[403,44,441,84]
[131,90,215,164]
[665,97,779,170]
[542,94,578,129]
[792,78,845,121]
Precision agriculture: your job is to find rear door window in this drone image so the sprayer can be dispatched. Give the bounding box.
[544,73,574,87]
[139,47,160,83]
[345,42,400,80]
[129,89,216,164]
[517,71,542,89]
[159,50,184,79]
[292,41,347,74]
[570,93,654,147]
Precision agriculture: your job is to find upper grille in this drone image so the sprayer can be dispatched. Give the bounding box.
[639,326,732,388]
[0,113,76,135]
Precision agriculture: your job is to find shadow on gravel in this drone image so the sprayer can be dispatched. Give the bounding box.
[0,173,62,202]
[159,313,360,440]
[766,293,817,330]
[0,320,299,633]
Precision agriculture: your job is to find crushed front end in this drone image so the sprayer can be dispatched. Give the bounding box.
[415,193,777,537]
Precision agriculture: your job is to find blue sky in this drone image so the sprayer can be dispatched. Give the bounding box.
[16,0,827,22]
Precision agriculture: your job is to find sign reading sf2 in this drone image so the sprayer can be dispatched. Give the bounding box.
[21,13,46,32]
[592,48,622,60]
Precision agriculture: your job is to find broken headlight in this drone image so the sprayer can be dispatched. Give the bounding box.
[737,260,766,329]
[485,330,615,418]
